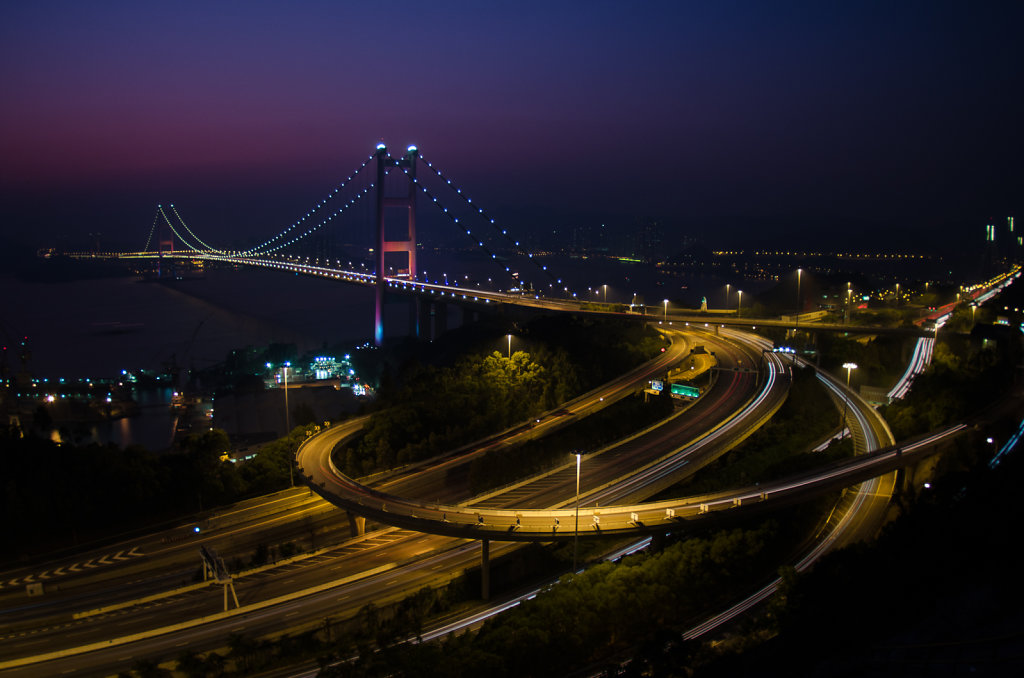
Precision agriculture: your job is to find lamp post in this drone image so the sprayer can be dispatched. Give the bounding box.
[725,283,731,309]
[737,290,743,318]
[796,269,803,325]
[841,362,857,434]
[603,284,607,303]
[507,334,512,359]
[846,282,852,324]
[663,299,669,321]
[573,453,581,573]
[271,361,293,487]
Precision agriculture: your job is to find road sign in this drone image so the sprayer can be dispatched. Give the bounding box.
[670,383,700,398]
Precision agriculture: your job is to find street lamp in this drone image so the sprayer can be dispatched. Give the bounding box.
[573,453,581,573]
[796,269,803,324]
[737,290,743,318]
[844,362,858,387]
[846,282,852,324]
[841,362,857,435]
[603,284,608,303]
[663,299,669,321]
[725,283,731,309]
[274,361,293,487]
[507,333,513,359]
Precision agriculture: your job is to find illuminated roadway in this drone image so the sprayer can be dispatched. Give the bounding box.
[298,328,791,540]
[70,249,953,338]
[0,328,974,676]
[0,326,782,674]
[295,335,931,546]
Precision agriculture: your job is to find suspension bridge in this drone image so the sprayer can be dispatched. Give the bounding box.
[73,143,581,346]
[66,142,953,344]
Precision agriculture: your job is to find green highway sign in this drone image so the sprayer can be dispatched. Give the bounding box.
[670,383,700,398]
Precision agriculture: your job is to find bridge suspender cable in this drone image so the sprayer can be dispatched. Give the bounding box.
[143,210,159,252]
[167,204,226,254]
[415,154,568,292]
[239,154,375,256]
[157,205,207,253]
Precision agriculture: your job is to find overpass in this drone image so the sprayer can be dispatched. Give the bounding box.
[294,326,945,544]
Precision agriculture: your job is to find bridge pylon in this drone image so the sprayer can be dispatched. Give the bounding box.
[374,143,418,345]
[156,204,174,279]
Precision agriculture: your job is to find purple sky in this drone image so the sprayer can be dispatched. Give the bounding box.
[1,1,1021,252]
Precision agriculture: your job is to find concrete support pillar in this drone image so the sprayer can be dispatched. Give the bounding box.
[411,297,422,339]
[434,302,448,338]
[481,539,490,601]
[650,531,667,553]
[346,511,366,537]
[418,299,433,339]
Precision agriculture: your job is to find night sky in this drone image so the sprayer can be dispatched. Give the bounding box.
[1,2,1021,254]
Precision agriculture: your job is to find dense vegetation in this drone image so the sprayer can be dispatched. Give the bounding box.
[697,431,1020,677]
[338,315,666,476]
[883,333,1016,440]
[0,427,304,557]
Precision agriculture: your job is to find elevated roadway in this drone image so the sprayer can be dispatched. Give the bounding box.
[0,326,777,672]
[297,327,788,540]
[71,249,951,337]
[1,333,971,676]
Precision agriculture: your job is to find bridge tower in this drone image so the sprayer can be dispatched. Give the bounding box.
[374,144,418,345]
[156,204,175,279]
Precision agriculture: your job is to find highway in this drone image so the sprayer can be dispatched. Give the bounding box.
[1,326,781,675]
[0,325,695,628]
[297,328,789,540]
[1,322,974,677]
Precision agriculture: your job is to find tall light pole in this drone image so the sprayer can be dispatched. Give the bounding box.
[846,282,852,324]
[725,283,731,309]
[663,299,669,321]
[841,362,857,434]
[277,361,293,487]
[796,269,803,325]
[573,453,581,573]
[603,284,608,303]
[737,290,743,318]
[507,334,512,359]
[283,361,291,435]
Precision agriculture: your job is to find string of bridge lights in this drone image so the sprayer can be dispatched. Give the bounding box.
[143,210,159,252]
[394,164,521,287]
[254,185,374,257]
[416,153,565,290]
[139,144,571,297]
[157,205,208,253]
[240,154,375,256]
[167,204,226,254]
